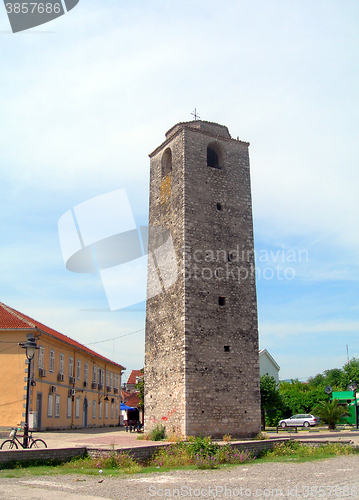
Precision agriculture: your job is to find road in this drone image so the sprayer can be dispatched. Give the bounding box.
[0,455,358,500]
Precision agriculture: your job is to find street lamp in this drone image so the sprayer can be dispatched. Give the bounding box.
[19,336,38,448]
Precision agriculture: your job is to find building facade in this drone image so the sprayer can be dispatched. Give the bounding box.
[0,302,124,430]
[144,120,261,438]
[259,349,280,386]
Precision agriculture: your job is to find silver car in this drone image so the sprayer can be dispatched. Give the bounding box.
[279,414,320,428]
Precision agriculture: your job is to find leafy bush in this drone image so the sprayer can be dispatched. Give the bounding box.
[254,432,269,440]
[149,438,253,470]
[151,443,192,468]
[187,436,219,458]
[92,452,141,473]
[148,424,166,441]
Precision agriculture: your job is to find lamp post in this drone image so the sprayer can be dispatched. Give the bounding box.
[19,337,38,448]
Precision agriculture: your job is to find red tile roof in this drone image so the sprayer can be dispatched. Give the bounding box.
[124,392,140,408]
[121,389,131,400]
[0,302,125,370]
[127,369,143,385]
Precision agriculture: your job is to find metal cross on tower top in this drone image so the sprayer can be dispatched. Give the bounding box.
[191,109,200,120]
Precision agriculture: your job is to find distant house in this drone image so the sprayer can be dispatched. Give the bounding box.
[0,302,125,430]
[121,387,143,425]
[259,349,280,385]
[126,369,143,392]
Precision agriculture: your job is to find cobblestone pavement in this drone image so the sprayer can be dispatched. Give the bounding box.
[0,454,358,500]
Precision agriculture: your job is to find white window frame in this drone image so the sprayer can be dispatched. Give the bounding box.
[92,400,96,419]
[110,372,113,388]
[59,353,65,375]
[110,401,114,419]
[115,403,118,420]
[67,397,72,418]
[47,393,53,418]
[55,394,60,418]
[106,370,109,387]
[84,362,89,382]
[76,360,81,380]
[75,397,80,418]
[38,346,45,370]
[68,357,74,378]
[105,401,109,419]
[92,366,96,384]
[99,401,103,419]
[49,350,55,373]
[98,368,101,385]
[101,369,105,385]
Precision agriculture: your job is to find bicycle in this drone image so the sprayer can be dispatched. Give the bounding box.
[0,427,47,450]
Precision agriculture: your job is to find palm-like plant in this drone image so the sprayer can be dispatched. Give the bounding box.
[312,399,349,430]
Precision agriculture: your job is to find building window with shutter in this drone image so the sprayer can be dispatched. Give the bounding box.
[49,350,55,373]
[38,346,45,370]
[59,353,65,375]
[75,397,80,418]
[55,394,60,418]
[47,394,53,418]
[76,360,81,380]
[67,397,72,418]
[92,400,96,419]
[69,357,74,378]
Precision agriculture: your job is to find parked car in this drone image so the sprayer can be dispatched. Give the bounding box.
[278,414,320,428]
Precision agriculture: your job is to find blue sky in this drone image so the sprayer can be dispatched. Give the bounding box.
[1,0,358,382]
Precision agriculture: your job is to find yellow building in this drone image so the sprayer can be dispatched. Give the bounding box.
[0,302,125,430]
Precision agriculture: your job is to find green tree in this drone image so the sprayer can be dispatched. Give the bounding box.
[323,368,346,390]
[260,374,284,428]
[135,370,144,409]
[343,358,359,389]
[307,373,326,388]
[312,399,349,430]
[279,379,327,416]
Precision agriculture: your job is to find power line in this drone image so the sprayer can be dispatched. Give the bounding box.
[84,328,145,346]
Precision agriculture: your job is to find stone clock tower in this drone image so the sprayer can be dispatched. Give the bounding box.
[144,120,261,438]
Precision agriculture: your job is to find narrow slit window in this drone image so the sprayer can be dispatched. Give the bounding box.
[217,203,222,211]
[219,296,226,306]
[224,346,230,353]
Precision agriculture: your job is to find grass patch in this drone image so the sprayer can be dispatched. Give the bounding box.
[257,441,359,463]
[0,440,358,478]
[149,438,253,470]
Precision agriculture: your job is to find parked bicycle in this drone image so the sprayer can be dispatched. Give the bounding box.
[0,428,47,450]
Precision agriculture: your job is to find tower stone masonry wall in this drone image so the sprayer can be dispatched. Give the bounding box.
[144,120,261,438]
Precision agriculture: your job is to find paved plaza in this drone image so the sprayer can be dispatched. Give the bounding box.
[2,426,359,450]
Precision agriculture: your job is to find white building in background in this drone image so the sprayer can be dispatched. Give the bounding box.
[259,349,280,385]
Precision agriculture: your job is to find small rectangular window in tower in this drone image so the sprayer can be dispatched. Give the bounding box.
[224,346,230,353]
[219,296,226,306]
[217,203,222,211]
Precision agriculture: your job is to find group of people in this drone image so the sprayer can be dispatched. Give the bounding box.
[124,419,143,432]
